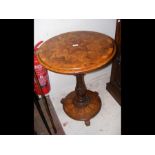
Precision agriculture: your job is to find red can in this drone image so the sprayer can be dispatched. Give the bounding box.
[34,41,51,95]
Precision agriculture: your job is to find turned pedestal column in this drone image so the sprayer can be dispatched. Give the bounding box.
[61,74,101,126]
[36,31,116,126]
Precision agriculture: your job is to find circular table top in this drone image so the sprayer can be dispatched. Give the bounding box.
[37,31,116,74]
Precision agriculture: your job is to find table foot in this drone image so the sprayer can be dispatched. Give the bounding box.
[62,90,101,125]
[61,98,65,104]
[85,120,90,126]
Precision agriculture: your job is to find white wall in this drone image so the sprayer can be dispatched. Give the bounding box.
[34,19,116,97]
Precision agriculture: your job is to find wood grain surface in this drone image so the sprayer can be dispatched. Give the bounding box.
[62,90,101,122]
[37,31,116,74]
[36,31,116,126]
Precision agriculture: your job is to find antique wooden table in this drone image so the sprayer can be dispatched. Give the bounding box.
[37,31,116,126]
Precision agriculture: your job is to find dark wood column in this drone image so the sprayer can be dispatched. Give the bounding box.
[75,74,89,106]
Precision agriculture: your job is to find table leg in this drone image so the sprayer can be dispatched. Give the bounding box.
[85,120,90,126]
[61,74,101,126]
[75,74,89,106]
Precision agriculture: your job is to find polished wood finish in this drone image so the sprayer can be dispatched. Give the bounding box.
[61,74,101,126]
[37,31,116,125]
[75,74,89,106]
[37,31,116,74]
[106,20,121,105]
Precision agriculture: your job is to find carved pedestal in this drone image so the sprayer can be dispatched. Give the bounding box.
[61,74,101,126]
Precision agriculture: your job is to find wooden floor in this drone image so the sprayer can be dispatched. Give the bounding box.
[34,95,65,135]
